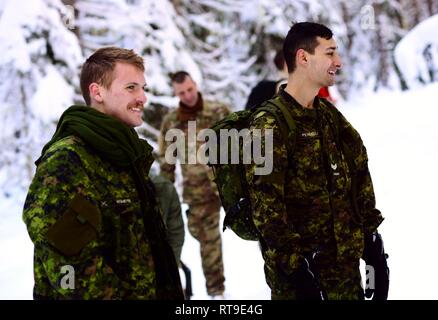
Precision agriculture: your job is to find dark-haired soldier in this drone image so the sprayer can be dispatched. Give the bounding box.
[244,22,388,300]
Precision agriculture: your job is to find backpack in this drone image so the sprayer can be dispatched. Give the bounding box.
[208,96,297,241]
[209,95,361,241]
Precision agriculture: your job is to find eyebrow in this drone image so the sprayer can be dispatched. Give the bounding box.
[125,82,147,88]
[325,46,337,51]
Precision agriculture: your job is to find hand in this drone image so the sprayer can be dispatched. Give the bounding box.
[363,232,390,300]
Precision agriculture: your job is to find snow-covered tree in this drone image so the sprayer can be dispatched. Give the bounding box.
[394,14,438,89]
[73,0,438,108]
[326,0,434,96]
[172,0,258,109]
[2,0,438,194]
[75,0,200,145]
[0,0,83,193]
[398,0,438,30]
[173,0,349,108]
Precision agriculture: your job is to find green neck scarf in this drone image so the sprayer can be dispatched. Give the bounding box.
[38,105,152,168]
[38,105,183,300]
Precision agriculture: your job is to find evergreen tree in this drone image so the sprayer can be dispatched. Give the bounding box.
[0,0,83,192]
[75,0,199,144]
[1,0,438,193]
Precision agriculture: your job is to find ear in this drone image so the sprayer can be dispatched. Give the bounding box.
[296,48,308,66]
[171,82,178,96]
[89,83,103,103]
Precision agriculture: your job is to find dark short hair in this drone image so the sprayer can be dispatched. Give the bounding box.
[80,47,144,105]
[273,49,285,71]
[170,71,192,84]
[283,22,333,73]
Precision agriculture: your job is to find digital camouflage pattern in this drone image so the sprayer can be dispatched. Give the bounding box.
[159,99,230,205]
[209,100,297,241]
[187,198,225,296]
[159,99,229,296]
[245,89,384,299]
[23,135,161,299]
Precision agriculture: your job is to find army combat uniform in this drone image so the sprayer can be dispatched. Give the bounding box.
[245,89,384,299]
[159,97,229,296]
[23,106,182,299]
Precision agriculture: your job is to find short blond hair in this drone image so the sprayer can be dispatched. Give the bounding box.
[80,47,144,105]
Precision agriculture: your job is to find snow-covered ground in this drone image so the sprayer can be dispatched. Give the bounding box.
[337,83,438,300]
[1,83,438,300]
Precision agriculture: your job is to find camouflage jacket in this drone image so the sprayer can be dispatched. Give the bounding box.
[159,99,230,205]
[245,89,384,290]
[23,135,159,299]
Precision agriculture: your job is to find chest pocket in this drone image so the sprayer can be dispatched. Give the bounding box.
[295,133,321,170]
[99,197,143,264]
[286,133,329,239]
[290,134,325,197]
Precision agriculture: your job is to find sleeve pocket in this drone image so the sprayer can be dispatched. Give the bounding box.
[46,194,102,256]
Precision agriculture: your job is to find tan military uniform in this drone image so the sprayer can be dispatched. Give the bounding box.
[159,98,229,296]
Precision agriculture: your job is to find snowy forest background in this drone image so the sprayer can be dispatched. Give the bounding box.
[1,0,437,193]
[1,0,438,300]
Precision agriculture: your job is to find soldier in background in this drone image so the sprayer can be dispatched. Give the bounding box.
[150,169,185,264]
[244,22,387,299]
[150,169,194,299]
[159,71,229,299]
[318,86,335,103]
[22,47,183,300]
[245,49,288,110]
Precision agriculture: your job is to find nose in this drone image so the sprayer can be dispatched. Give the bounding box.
[137,91,147,105]
[335,54,342,70]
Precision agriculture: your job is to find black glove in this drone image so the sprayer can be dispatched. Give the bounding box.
[362,231,390,300]
[291,252,328,300]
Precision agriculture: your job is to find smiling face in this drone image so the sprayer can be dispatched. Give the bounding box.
[91,62,147,127]
[307,37,342,87]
